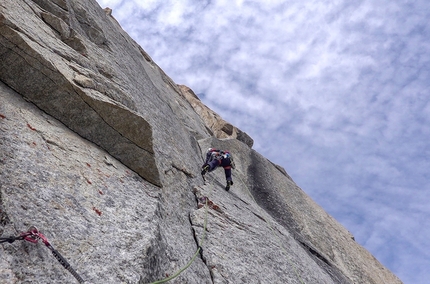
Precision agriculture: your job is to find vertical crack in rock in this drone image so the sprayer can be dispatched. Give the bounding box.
[0,188,11,235]
[247,150,353,284]
[247,151,300,236]
[299,241,331,266]
[298,240,351,284]
[0,130,11,235]
[139,227,169,284]
[190,188,215,284]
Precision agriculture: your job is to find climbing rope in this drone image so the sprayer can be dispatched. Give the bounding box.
[0,226,85,283]
[148,182,212,284]
[234,171,306,284]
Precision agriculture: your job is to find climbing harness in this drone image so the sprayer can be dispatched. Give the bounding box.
[0,226,85,283]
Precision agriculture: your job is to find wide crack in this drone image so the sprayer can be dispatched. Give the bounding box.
[190,188,214,284]
[0,188,11,234]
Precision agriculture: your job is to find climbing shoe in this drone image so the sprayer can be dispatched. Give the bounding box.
[225,180,233,191]
[201,165,209,176]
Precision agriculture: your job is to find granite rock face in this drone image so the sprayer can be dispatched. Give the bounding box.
[178,85,254,148]
[0,1,402,284]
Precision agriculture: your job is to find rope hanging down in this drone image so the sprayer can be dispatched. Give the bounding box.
[0,226,85,283]
[148,183,212,284]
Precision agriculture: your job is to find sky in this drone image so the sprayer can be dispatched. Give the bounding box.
[95,1,430,283]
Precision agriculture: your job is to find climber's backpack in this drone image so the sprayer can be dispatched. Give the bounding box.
[222,152,235,169]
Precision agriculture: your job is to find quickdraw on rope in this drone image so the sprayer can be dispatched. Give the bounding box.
[0,226,85,283]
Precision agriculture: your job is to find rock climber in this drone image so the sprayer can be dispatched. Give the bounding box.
[201,148,235,191]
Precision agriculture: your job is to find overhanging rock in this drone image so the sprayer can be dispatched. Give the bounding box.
[0,6,161,186]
